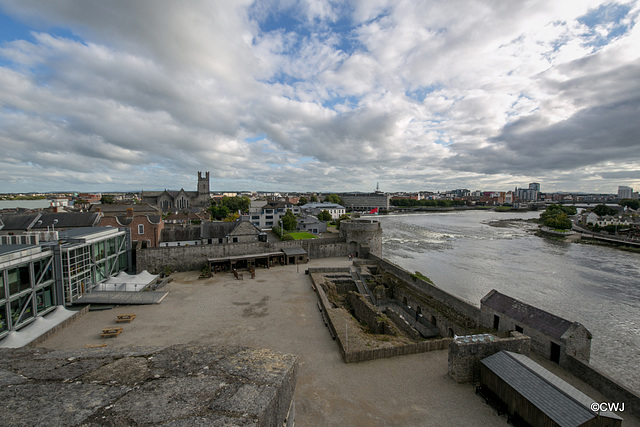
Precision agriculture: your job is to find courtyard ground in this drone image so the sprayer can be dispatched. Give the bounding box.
[40,257,637,426]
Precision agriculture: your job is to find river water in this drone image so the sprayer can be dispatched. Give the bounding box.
[377,210,640,394]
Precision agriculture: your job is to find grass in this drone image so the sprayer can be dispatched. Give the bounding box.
[288,232,318,240]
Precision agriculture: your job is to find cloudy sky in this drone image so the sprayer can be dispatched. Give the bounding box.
[0,0,639,194]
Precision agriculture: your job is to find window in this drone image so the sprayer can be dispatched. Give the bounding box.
[232,237,238,243]
[0,273,4,300]
[138,224,144,234]
[515,325,523,333]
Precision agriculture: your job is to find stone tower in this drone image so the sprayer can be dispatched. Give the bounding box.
[197,171,210,196]
[339,219,382,258]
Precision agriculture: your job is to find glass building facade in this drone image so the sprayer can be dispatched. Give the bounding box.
[0,227,131,340]
[0,246,56,339]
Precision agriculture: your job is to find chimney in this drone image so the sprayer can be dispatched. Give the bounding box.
[126,207,134,217]
[95,207,101,212]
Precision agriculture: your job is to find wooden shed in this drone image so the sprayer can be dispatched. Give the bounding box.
[480,351,622,427]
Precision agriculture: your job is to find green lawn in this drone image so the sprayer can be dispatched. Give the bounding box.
[288,232,318,240]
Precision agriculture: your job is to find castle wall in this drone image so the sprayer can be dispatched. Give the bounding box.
[136,238,348,273]
[339,219,382,258]
[369,255,481,336]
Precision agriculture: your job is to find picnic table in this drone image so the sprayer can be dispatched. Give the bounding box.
[101,327,123,338]
[116,314,136,323]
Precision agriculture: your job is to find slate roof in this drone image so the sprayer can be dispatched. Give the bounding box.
[482,290,573,339]
[89,203,161,215]
[481,351,621,426]
[32,213,101,229]
[0,214,40,231]
[201,222,239,239]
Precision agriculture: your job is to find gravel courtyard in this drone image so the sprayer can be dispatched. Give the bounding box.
[40,257,632,426]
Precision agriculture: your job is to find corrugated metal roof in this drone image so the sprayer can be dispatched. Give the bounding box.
[481,351,621,426]
[482,290,572,339]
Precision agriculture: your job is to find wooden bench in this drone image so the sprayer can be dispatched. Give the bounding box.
[101,327,123,338]
[116,314,136,323]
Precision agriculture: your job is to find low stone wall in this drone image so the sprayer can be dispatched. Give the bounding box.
[344,338,451,363]
[565,355,640,418]
[26,306,90,348]
[448,332,531,383]
[310,270,450,363]
[385,307,421,340]
[347,292,398,336]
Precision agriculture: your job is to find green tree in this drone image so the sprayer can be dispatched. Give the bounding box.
[220,196,251,213]
[334,213,351,229]
[543,212,572,230]
[209,204,230,220]
[592,204,617,217]
[100,195,114,204]
[619,199,640,210]
[223,212,240,222]
[324,194,343,205]
[317,210,332,222]
[281,210,297,231]
[310,195,318,203]
[298,196,308,206]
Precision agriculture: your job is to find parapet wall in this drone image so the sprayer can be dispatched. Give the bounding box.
[565,355,640,418]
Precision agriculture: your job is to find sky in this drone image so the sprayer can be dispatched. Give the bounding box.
[0,0,639,194]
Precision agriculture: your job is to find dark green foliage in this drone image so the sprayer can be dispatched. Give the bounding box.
[324,193,344,205]
[220,196,251,213]
[592,204,618,217]
[281,210,297,231]
[209,204,230,220]
[619,199,639,210]
[540,204,575,230]
[298,196,308,206]
[100,195,114,204]
[310,195,318,202]
[334,214,351,229]
[317,210,332,222]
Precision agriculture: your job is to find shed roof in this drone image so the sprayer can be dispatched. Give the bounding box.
[281,246,307,256]
[481,351,621,426]
[482,290,573,339]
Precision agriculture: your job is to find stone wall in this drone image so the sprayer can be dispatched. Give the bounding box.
[309,269,450,364]
[448,332,531,383]
[347,292,398,336]
[340,219,382,258]
[137,239,347,273]
[370,255,481,336]
[0,345,298,426]
[564,355,640,418]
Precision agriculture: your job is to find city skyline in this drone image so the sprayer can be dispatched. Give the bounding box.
[1,1,639,194]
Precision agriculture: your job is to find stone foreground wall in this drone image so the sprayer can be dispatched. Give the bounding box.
[0,345,298,426]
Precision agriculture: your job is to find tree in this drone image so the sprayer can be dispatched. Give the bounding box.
[100,195,114,204]
[324,193,343,205]
[619,199,640,210]
[209,204,230,221]
[317,210,332,222]
[223,212,240,222]
[592,204,617,217]
[298,196,308,206]
[543,212,572,230]
[334,214,351,229]
[220,196,251,213]
[281,210,297,231]
[310,195,318,203]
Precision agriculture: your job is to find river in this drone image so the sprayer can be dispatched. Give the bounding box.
[377,210,640,394]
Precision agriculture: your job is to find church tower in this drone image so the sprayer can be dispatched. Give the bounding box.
[197,171,210,196]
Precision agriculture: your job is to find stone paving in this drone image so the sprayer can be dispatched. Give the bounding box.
[37,257,638,426]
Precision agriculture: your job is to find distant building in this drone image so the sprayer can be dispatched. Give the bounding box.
[296,216,327,234]
[300,202,345,220]
[618,185,637,200]
[142,171,211,211]
[93,204,164,248]
[528,182,541,192]
[339,193,390,212]
[249,200,300,230]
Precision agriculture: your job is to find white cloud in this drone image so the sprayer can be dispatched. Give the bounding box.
[0,0,638,193]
